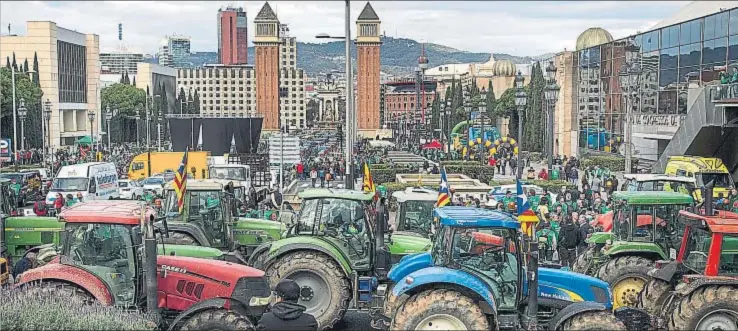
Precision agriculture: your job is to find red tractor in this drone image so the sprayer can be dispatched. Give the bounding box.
[15,201,272,330]
[636,207,738,330]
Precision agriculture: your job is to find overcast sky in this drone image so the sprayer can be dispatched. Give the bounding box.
[0,1,689,56]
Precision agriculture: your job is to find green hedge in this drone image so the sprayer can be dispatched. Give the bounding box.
[581,155,625,172]
[371,167,416,184]
[1,285,157,330]
[487,179,577,192]
[443,164,496,183]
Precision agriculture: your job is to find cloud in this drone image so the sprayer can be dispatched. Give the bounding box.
[0,1,688,56]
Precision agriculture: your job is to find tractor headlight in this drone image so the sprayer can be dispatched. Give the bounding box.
[248,294,272,307]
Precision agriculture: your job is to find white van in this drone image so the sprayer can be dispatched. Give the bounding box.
[46,162,120,205]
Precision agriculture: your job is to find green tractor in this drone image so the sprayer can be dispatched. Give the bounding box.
[571,191,694,309]
[160,179,285,263]
[248,188,432,330]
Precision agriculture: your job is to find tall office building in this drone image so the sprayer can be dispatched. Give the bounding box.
[280,24,296,70]
[218,6,248,65]
[157,35,191,68]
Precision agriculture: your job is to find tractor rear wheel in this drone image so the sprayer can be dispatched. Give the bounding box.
[562,311,626,330]
[26,281,95,305]
[391,289,489,330]
[164,232,198,245]
[636,278,672,316]
[668,285,738,331]
[265,251,350,330]
[179,309,253,331]
[572,247,595,274]
[596,256,654,309]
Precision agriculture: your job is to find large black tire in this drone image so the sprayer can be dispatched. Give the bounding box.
[391,289,489,330]
[179,309,253,331]
[596,256,654,309]
[265,251,350,330]
[163,232,198,245]
[668,285,738,330]
[636,278,672,316]
[562,311,627,330]
[572,247,595,275]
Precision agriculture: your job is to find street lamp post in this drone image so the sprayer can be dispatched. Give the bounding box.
[135,111,142,147]
[88,109,96,159]
[463,100,472,161]
[478,100,486,165]
[316,0,354,189]
[105,105,117,149]
[514,71,527,180]
[544,61,560,176]
[446,100,452,154]
[17,98,27,152]
[43,99,52,168]
[44,102,54,174]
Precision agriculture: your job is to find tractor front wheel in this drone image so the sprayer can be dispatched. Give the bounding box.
[636,278,672,316]
[179,309,253,331]
[572,246,595,274]
[391,289,489,330]
[596,256,654,309]
[669,285,738,330]
[164,232,199,245]
[562,311,626,330]
[25,281,95,305]
[265,251,351,330]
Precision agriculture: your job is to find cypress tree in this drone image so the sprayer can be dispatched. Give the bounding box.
[12,52,17,70]
[485,81,496,127]
[120,73,126,84]
[22,59,29,73]
[192,90,200,114]
[5,56,10,69]
[132,76,136,87]
[32,52,39,84]
[124,72,130,85]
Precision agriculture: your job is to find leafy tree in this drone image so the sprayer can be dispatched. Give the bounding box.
[101,83,146,143]
[494,87,519,139]
[192,89,200,114]
[524,61,546,153]
[32,52,39,84]
[0,67,44,148]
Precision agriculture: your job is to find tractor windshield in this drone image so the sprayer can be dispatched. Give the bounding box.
[719,234,738,276]
[64,223,136,307]
[683,226,712,273]
[397,200,435,237]
[451,227,519,310]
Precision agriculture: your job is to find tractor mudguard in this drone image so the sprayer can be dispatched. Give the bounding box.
[648,260,678,282]
[387,252,432,283]
[16,262,114,305]
[246,243,272,266]
[548,301,608,331]
[586,232,613,245]
[163,223,211,246]
[262,238,353,276]
[605,242,668,260]
[390,266,497,312]
[674,276,738,297]
[166,297,255,331]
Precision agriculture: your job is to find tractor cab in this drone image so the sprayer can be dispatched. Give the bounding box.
[599,192,694,259]
[163,180,233,249]
[674,210,738,277]
[391,187,437,238]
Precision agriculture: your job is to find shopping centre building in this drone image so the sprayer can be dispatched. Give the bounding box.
[551,2,738,168]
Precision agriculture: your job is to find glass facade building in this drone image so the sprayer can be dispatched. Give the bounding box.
[575,7,738,160]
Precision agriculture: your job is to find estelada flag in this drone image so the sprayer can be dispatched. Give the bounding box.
[436,167,451,207]
[362,162,376,194]
[516,179,539,237]
[174,150,189,212]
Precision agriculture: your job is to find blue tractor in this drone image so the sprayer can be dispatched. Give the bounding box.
[371,207,649,330]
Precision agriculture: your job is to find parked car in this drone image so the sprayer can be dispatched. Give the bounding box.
[140,176,167,196]
[118,179,144,200]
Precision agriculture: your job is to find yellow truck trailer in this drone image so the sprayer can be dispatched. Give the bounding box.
[128,151,210,181]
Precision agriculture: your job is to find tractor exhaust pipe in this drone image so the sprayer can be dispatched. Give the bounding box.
[703,180,715,216]
[143,213,161,322]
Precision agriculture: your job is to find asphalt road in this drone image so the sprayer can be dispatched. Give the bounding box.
[334,312,372,331]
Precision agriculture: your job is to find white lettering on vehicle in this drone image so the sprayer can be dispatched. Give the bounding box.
[161,265,187,274]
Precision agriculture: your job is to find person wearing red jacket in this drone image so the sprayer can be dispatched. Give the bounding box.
[53,193,65,212]
[33,199,48,216]
[538,168,549,180]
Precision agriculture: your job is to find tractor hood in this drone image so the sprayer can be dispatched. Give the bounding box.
[157,244,225,259]
[387,233,432,256]
[388,252,433,283]
[157,255,264,285]
[585,232,613,245]
[232,217,284,246]
[531,267,613,309]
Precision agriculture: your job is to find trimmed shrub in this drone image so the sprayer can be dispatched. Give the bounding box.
[581,155,625,172]
[372,167,417,184]
[443,164,496,183]
[487,179,576,192]
[0,285,157,330]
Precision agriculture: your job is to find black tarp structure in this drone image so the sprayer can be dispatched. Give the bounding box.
[169,117,263,155]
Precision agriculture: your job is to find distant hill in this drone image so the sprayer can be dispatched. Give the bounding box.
[176,37,543,77]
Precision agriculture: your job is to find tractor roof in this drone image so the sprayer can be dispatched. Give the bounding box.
[201,179,244,188]
[164,179,223,191]
[611,191,693,205]
[622,173,695,183]
[678,210,738,234]
[298,188,375,201]
[59,201,156,226]
[392,187,438,202]
[434,206,520,229]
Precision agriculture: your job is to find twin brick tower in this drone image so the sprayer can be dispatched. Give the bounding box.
[253,2,382,132]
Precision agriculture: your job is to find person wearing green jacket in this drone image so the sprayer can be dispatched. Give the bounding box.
[528,190,541,212]
[9,179,21,197]
[142,190,155,203]
[537,221,557,261]
[206,193,220,209]
[502,191,517,214]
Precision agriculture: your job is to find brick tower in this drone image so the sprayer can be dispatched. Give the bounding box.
[254,2,280,131]
[356,2,382,134]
